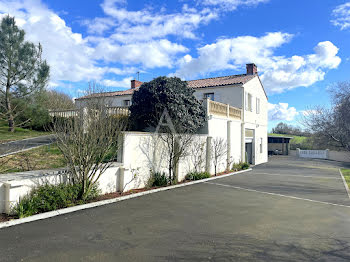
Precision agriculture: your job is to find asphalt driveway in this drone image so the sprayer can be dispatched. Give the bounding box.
[1,156,350,261]
[0,135,55,157]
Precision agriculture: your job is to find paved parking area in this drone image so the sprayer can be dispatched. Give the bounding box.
[1,156,350,261]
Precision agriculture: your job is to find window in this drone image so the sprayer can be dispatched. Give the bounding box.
[256,98,260,114]
[245,92,253,111]
[204,93,215,101]
[260,138,263,153]
[123,100,131,106]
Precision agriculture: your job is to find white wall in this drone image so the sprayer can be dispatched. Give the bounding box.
[291,149,350,162]
[121,132,211,189]
[329,151,350,162]
[242,77,268,165]
[0,164,123,214]
[207,116,242,169]
[193,85,243,109]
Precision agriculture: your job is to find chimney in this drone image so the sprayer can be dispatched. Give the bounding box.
[246,63,258,75]
[131,79,143,89]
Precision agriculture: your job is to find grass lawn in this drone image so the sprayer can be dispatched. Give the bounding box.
[341,169,350,188]
[0,144,66,174]
[0,120,50,143]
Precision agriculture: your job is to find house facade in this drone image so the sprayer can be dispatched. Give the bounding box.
[75,63,268,165]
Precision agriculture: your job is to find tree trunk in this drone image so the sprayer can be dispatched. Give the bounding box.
[5,83,14,132]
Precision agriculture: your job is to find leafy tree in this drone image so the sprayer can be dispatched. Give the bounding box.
[0,15,49,132]
[272,122,310,137]
[129,76,206,182]
[129,76,205,133]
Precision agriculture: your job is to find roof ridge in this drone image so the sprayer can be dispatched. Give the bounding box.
[187,73,248,82]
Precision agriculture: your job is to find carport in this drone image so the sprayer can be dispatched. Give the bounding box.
[268,135,292,155]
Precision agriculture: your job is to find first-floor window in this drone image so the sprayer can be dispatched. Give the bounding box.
[123,100,131,106]
[260,138,263,153]
[204,93,215,101]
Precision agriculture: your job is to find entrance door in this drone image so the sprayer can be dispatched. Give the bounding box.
[245,143,253,164]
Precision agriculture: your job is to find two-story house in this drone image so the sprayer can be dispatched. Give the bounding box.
[75,63,268,165]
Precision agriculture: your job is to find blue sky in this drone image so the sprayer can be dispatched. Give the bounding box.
[1,0,350,130]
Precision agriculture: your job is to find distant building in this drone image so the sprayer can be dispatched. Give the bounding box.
[268,136,293,155]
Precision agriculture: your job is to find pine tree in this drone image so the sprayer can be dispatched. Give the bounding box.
[0,15,49,132]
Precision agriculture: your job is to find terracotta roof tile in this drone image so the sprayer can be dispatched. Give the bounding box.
[75,88,139,100]
[75,74,257,100]
[187,74,256,89]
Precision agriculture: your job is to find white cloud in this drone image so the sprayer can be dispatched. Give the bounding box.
[93,39,188,68]
[102,77,132,88]
[0,0,105,83]
[331,2,350,30]
[175,32,292,78]
[87,1,218,43]
[175,33,341,93]
[0,0,189,85]
[268,103,298,121]
[261,41,341,93]
[201,0,269,11]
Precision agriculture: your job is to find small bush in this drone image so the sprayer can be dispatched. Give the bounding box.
[147,172,169,187]
[186,171,211,181]
[241,162,250,170]
[232,162,250,171]
[13,183,100,218]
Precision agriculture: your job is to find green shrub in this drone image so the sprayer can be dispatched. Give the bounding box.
[153,172,169,187]
[232,162,250,171]
[241,162,250,170]
[13,183,100,218]
[147,172,169,187]
[185,171,211,181]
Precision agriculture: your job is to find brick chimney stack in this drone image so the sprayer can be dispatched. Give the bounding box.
[246,63,258,75]
[131,79,143,89]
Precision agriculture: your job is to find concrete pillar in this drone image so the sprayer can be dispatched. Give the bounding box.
[4,183,10,215]
[117,133,124,163]
[241,123,245,162]
[227,121,232,170]
[206,136,212,173]
[296,148,300,157]
[118,167,125,193]
[326,149,330,159]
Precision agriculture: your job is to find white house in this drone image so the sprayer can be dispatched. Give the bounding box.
[75,63,268,165]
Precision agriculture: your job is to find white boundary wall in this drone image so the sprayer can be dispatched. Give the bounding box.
[292,149,350,162]
[0,114,247,214]
[297,149,328,159]
[0,164,123,214]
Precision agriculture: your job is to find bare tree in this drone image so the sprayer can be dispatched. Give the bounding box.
[212,137,227,175]
[189,137,206,172]
[302,81,350,152]
[52,86,127,200]
[44,90,74,110]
